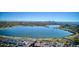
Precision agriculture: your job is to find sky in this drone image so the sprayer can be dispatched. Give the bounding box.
[0,12,79,22]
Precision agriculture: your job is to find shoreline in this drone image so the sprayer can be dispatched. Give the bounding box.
[0,25,75,40]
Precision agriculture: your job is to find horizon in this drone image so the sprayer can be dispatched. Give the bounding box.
[0,20,79,22]
[0,12,79,22]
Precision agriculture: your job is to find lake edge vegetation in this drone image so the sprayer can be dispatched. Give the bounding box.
[0,21,79,47]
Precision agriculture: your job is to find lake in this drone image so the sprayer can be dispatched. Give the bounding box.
[0,26,73,38]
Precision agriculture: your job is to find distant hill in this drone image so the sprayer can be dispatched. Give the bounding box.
[0,21,79,27]
[55,22,79,25]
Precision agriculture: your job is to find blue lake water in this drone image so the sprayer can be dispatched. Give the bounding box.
[0,26,73,38]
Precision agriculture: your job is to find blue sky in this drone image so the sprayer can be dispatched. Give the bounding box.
[0,12,79,22]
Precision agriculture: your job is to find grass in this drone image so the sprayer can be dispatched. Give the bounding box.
[0,27,7,30]
[65,33,79,43]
